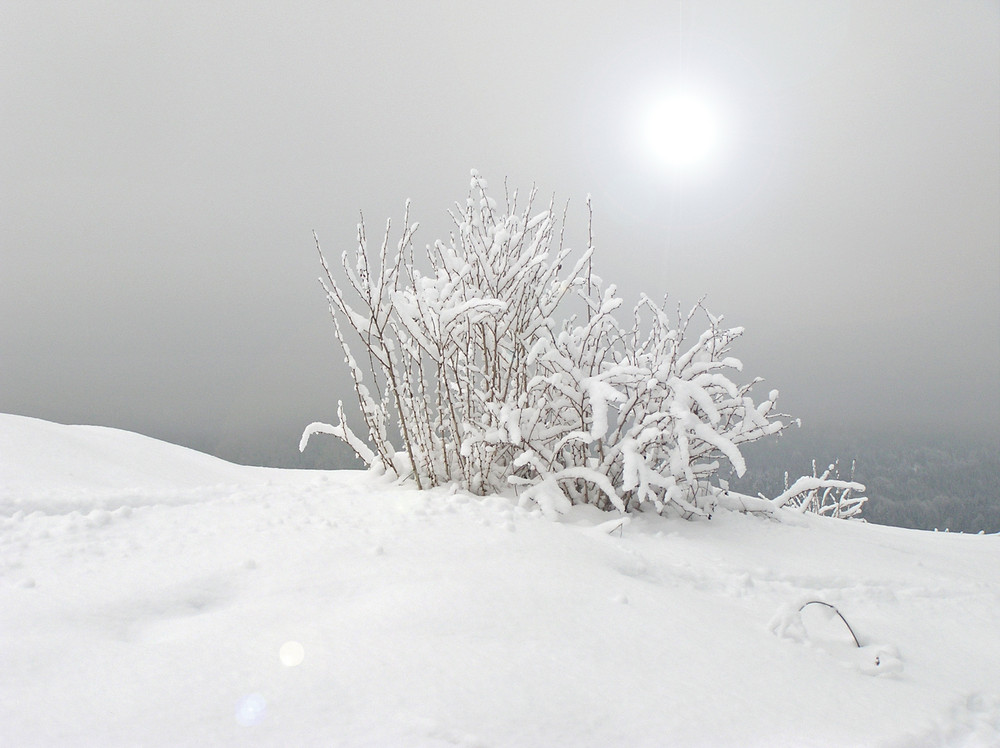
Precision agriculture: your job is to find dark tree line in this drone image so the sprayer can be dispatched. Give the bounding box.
[727,427,1000,534]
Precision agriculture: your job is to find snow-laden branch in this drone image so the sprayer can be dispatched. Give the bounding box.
[303,171,865,522]
[300,401,378,469]
[771,476,866,510]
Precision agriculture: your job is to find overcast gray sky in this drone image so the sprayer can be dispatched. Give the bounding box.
[2,1,998,466]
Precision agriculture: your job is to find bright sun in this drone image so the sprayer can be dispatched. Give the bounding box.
[644,93,721,170]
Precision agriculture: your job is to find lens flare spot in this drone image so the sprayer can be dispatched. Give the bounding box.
[280,640,305,667]
[235,693,267,727]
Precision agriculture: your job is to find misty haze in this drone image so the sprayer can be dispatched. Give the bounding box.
[2,2,999,745]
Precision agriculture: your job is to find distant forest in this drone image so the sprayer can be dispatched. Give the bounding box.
[220,424,1000,534]
[728,427,1000,534]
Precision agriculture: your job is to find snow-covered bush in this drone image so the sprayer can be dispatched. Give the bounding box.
[303,172,864,518]
[779,460,868,519]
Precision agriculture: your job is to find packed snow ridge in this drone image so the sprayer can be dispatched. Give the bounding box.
[2,413,998,747]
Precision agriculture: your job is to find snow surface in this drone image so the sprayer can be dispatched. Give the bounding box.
[2,413,998,747]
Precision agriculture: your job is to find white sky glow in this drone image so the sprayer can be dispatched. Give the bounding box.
[644,92,722,169]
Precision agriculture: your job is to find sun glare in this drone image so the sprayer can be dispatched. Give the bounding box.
[644,93,721,170]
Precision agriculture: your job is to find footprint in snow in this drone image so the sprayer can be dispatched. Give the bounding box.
[101,575,237,642]
[886,692,1000,747]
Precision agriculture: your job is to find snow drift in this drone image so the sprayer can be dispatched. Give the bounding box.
[0,413,255,508]
[1,414,998,746]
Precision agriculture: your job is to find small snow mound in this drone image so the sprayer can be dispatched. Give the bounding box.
[583,515,630,537]
[420,718,487,748]
[85,509,113,528]
[769,602,809,643]
[771,599,904,676]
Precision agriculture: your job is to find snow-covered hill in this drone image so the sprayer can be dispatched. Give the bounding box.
[1,414,998,747]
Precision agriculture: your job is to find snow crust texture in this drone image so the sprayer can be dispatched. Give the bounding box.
[2,414,999,747]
